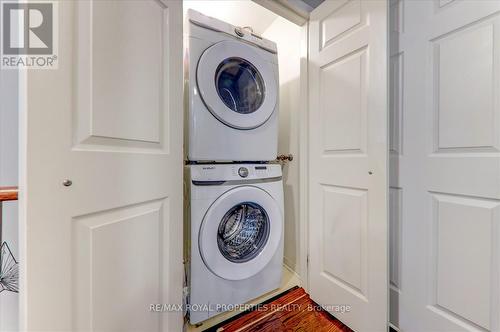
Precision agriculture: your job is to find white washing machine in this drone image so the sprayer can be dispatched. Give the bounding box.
[185,164,284,324]
[185,9,279,162]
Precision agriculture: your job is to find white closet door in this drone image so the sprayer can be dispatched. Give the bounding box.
[396,1,500,331]
[19,1,183,331]
[308,1,388,331]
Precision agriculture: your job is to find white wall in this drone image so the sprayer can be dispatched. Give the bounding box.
[262,17,302,274]
[0,69,19,330]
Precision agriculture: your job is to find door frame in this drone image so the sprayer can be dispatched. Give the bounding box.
[18,61,28,331]
[298,22,310,290]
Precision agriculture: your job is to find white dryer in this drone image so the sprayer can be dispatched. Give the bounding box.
[185,9,279,162]
[185,164,284,324]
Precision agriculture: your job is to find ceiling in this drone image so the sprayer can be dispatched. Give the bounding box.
[287,0,325,13]
[183,0,279,35]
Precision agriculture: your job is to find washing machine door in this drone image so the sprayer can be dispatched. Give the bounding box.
[197,40,278,129]
[199,186,282,281]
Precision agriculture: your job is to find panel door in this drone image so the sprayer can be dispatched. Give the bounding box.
[19,1,183,331]
[394,1,500,331]
[308,1,388,331]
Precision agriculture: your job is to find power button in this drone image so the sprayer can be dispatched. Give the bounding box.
[238,167,249,178]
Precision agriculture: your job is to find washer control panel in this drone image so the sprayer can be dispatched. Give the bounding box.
[190,164,281,182]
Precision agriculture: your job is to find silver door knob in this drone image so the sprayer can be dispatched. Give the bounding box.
[62,179,72,187]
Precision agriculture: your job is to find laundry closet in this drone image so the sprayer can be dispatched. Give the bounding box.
[181,0,388,331]
[182,2,304,329]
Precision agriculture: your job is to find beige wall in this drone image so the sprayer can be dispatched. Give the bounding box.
[263,17,302,274]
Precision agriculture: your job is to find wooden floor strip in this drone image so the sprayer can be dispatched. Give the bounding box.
[231,293,309,332]
[206,287,353,332]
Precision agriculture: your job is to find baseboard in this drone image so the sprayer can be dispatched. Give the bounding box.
[283,260,301,284]
[389,323,401,331]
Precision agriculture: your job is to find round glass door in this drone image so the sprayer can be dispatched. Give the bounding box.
[198,186,282,280]
[217,202,270,263]
[197,40,277,129]
[215,58,265,115]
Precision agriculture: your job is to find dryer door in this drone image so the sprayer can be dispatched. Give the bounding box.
[199,186,282,280]
[197,40,278,129]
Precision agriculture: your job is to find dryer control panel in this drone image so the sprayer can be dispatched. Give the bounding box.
[187,9,277,54]
[190,164,281,182]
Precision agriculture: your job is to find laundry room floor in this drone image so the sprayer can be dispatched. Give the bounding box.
[204,287,352,332]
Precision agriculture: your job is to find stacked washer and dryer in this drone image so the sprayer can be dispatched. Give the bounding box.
[184,10,284,324]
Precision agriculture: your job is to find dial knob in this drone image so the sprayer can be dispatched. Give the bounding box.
[238,167,249,178]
